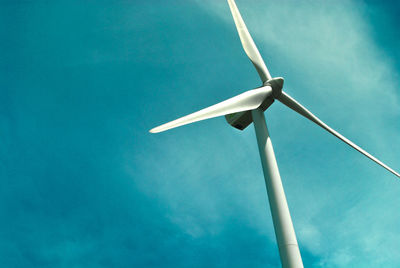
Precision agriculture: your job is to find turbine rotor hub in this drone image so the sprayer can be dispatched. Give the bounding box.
[264,77,284,98]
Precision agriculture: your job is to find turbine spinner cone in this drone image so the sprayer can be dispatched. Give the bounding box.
[265,77,284,98]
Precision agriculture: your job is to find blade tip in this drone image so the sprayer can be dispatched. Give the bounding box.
[149,128,159,133]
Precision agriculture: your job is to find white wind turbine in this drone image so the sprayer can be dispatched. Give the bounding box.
[149,0,400,267]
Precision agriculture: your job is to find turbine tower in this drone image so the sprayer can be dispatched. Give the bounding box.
[149,1,400,267]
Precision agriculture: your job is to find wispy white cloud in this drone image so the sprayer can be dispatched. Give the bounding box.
[139,0,400,266]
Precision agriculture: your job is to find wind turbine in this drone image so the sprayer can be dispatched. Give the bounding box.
[149,0,400,267]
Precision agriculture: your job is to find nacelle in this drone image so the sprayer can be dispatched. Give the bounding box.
[225,77,284,130]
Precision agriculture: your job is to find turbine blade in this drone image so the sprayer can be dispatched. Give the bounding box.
[277,91,400,178]
[150,86,272,133]
[227,0,272,82]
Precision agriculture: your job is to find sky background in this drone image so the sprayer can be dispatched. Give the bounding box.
[1,0,400,267]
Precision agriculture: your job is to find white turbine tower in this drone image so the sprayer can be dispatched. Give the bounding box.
[150,0,400,267]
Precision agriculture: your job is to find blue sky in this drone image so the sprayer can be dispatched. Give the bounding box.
[1,0,400,267]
